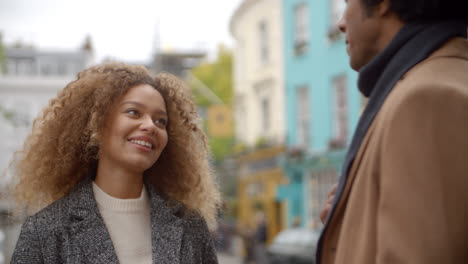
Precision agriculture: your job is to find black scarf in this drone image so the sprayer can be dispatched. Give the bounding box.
[317,20,467,263]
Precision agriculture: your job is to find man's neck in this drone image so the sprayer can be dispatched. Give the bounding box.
[375,15,406,58]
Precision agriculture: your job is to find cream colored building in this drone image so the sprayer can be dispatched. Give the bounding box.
[230,0,285,146]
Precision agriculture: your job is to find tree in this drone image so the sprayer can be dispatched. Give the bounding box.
[190,45,233,107]
[189,45,234,161]
[190,46,238,200]
[0,32,7,74]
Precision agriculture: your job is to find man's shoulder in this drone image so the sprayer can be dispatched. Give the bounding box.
[407,37,467,77]
[396,38,468,96]
[428,37,468,61]
[379,38,468,123]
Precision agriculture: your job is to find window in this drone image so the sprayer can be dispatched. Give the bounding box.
[254,79,272,132]
[40,62,53,76]
[258,21,269,64]
[57,60,66,76]
[7,59,17,75]
[331,75,348,148]
[261,97,270,130]
[294,3,309,55]
[235,39,245,84]
[235,95,247,142]
[296,85,310,147]
[308,168,338,227]
[16,59,34,76]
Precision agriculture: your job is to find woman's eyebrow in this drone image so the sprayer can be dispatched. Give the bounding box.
[120,100,143,107]
[120,101,167,116]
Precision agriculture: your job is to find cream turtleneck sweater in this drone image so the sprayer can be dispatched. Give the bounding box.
[92,182,152,264]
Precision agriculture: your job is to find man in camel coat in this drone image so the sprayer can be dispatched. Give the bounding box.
[317,0,468,263]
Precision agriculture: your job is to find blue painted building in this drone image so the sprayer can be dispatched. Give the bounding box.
[278,0,362,229]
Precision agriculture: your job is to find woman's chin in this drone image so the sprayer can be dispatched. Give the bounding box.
[122,160,155,175]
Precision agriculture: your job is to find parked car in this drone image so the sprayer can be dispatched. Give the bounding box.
[267,228,319,264]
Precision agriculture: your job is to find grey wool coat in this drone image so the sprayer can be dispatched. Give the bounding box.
[11,179,219,264]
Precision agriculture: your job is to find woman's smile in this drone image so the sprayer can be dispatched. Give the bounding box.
[128,135,155,151]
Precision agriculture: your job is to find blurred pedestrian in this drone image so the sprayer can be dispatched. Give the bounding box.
[238,222,256,264]
[292,215,301,228]
[318,0,468,263]
[253,212,268,264]
[10,62,221,263]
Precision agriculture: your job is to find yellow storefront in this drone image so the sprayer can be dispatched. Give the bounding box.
[237,146,287,243]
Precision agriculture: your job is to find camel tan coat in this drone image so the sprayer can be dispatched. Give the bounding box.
[320,37,468,264]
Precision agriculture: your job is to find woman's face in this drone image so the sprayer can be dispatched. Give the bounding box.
[98,84,168,174]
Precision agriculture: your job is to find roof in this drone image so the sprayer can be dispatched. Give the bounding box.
[6,47,89,60]
[229,0,260,36]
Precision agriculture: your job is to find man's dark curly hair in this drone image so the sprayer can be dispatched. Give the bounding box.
[362,0,468,23]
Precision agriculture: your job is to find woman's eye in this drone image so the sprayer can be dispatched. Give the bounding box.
[126,109,139,116]
[154,118,167,127]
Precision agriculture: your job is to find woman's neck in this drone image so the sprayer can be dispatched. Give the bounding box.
[95,162,144,199]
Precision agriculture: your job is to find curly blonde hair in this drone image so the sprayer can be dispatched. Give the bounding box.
[12,62,221,229]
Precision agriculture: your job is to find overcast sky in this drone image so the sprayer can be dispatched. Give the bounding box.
[0,0,242,62]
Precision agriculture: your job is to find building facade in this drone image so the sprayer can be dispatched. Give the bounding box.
[4,44,92,77]
[279,0,361,229]
[230,0,287,243]
[230,0,285,146]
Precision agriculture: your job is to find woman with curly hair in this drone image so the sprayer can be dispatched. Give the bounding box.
[11,62,221,264]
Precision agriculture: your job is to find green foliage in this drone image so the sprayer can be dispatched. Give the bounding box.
[0,106,21,126]
[254,136,273,149]
[0,33,7,74]
[190,44,235,161]
[209,137,235,161]
[232,142,247,155]
[190,45,233,107]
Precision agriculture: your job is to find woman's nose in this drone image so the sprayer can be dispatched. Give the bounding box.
[140,116,156,134]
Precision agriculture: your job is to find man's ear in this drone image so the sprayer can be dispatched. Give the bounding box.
[375,0,391,17]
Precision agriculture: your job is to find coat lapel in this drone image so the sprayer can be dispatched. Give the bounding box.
[65,179,119,264]
[147,186,184,264]
[64,178,184,264]
[333,119,378,220]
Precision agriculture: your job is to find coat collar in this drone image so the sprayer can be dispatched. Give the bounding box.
[65,178,184,264]
[146,182,184,264]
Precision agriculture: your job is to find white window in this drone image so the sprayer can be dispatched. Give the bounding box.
[254,80,272,132]
[332,75,348,146]
[7,59,17,75]
[235,39,245,84]
[296,85,310,147]
[16,59,34,76]
[261,97,270,130]
[294,3,309,55]
[308,168,338,228]
[258,20,269,64]
[235,95,247,142]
